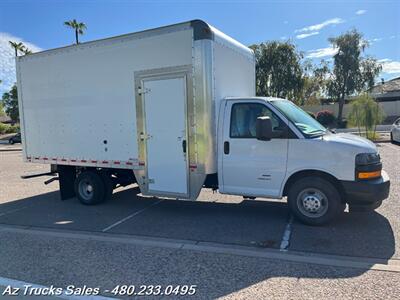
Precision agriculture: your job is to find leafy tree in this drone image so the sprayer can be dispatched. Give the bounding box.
[2,84,19,123]
[348,93,384,140]
[0,80,4,117]
[327,30,382,122]
[300,60,329,106]
[0,101,5,117]
[64,19,87,44]
[9,41,25,56]
[250,41,304,103]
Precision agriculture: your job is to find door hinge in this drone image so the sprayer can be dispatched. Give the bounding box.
[138,86,151,95]
[139,133,152,141]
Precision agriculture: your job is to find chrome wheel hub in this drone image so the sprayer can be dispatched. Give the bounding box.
[79,181,94,200]
[296,188,328,218]
[303,195,322,212]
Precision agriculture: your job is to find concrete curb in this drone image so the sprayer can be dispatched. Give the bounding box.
[0,148,22,152]
[1,224,399,273]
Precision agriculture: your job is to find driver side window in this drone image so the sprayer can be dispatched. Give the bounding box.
[230,103,286,139]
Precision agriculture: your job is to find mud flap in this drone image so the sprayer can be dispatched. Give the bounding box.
[58,165,76,200]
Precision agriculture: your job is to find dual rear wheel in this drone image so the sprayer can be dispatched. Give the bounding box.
[74,170,114,205]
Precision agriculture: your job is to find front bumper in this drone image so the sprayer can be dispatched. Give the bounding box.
[341,170,390,207]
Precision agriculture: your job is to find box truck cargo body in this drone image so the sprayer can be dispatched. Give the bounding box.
[17,20,254,200]
[17,20,390,225]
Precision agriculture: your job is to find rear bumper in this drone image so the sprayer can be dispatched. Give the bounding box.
[341,170,390,207]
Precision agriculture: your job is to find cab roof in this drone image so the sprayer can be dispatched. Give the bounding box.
[224,97,288,102]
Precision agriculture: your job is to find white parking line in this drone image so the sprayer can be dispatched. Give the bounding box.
[102,199,164,232]
[279,215,293,251]
[0,276,113,299]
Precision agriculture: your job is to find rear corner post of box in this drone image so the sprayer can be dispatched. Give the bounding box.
[190,20,214,41]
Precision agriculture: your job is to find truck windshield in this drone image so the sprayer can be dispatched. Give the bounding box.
[270,100,326,137]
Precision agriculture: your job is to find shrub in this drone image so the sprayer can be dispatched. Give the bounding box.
[0,123,19,134]
[348,94,385,140]
[316,110,336,126]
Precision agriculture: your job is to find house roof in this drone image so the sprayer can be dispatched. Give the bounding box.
[371,77,400,95]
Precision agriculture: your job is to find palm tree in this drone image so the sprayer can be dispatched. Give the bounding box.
[21,48,32,55]
[64,19,87,44]
[9,41,25,56]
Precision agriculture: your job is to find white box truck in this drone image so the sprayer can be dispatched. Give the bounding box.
[17,20,390,225]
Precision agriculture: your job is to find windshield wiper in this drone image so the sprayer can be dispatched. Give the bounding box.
[306,130,326,138]
[308,129,326,134]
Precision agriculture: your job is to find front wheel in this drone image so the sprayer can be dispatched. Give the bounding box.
[288,177,343,226]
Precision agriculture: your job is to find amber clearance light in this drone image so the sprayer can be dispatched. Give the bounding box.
[357,170,381,179]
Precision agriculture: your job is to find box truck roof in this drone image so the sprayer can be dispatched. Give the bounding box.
[17,19,253,61]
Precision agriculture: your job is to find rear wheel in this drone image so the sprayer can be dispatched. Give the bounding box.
[288,177,343,226]
[74,171,105,205]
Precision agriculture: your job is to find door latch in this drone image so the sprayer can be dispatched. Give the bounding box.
[182,140,187,153]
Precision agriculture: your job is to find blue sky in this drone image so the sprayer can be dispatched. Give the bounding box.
[0,0,399,95]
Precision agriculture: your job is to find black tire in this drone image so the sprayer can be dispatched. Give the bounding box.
[74,171,105,205]
[288,177,342,226]
[99,171,114,202]
[9,139,14,144]
[391,133,393,143]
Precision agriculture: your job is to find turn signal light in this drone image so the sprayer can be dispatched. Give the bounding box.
[357,170,381,179]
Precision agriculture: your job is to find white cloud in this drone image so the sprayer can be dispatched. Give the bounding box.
[368,37,383,45]
[356,10,367,15]
[295,18,344,33]
[0,32,42,95]
[296,31,319,39]
[379,59,400,74]
[306,46,338,58]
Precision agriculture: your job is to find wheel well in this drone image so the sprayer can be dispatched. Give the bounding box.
[282,170,345,202]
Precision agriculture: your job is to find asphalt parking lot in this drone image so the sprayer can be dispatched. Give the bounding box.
[0,142,399,299]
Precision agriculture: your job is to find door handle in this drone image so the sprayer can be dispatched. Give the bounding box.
[224,141,230,154]
[182,140,187,153]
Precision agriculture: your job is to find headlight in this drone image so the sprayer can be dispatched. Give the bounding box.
[355,153,380,166]
[355,152,382,180]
